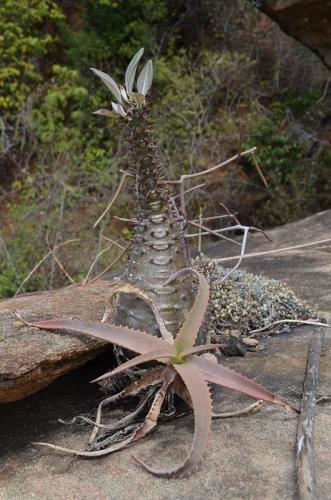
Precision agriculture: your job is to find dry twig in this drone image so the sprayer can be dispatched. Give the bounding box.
[101,235,126,250]
[49,252,75,284]
[212,400,264,418]
[187,220,241,246]
[89,243,131,283]
[14,239,79,296]
[249,320,330,337]
[93,171,132,229]
[214,238,331,264]
[46,233,75,284]
[163,146,257,214]
[83,244,114,285]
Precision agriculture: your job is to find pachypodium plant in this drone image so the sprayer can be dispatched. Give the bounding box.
[33,268,297,478]
[91,49,194,337]
[29,49,302,478]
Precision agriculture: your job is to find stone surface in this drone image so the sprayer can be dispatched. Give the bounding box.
[250,1,331,69]
[0,210,330,499]
[0,281,112,403]
[0,328,329,499]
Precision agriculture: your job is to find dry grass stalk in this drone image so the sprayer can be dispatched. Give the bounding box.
[14,239,79,296]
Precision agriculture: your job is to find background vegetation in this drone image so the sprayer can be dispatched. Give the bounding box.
[0,0,330,297]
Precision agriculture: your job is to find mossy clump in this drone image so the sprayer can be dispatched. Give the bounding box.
[194,256,317,338]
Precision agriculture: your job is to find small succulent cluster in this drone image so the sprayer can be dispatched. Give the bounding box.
[194,255,317,338]
[91,47,153,119]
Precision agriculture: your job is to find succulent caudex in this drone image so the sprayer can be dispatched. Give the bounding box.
[33,268,296,478]
[92,49,194,337]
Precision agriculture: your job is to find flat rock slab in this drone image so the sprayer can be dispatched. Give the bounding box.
[0,326,330,499]
[0,281,111,403]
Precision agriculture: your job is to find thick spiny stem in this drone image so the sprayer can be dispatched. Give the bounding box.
[127,107,168,217]
[113,105,194,336]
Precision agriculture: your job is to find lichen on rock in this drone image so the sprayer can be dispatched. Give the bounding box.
[193,255,317,354]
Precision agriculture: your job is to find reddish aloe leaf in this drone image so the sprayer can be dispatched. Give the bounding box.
[89,366,165,444]
[165,268,209,353]
[103,282,173,343]
[131,367,176,441]
[192,355,298,411]
[132,359,212,477]
[33,319,171,355]
[181,343,223,357]
[91,347,175,384]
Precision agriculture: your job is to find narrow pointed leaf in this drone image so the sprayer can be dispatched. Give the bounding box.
[90,68,122,102]
[92,108,116,118]
[111,102,127,117]
[125,47,144,94]
[133,359,212,477]
[136,60,153,96]
[181,343,223,357]
[165,268,209,352]
[33,319,171,355]
[91,347,175,383]
[192,355,298,411]
[119,84,130,103]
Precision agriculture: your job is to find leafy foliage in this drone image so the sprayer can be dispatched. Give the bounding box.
[245,90,331,226]
[0,0,63,111]
[0,0,330,297]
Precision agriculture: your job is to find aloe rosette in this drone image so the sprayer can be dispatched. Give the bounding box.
[33,268,296,478]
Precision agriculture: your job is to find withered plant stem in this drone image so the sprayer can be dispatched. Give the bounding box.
[49,251,75,284]
[249,320,330,337]
[14,239,79,296]
[212,400,264,418]
[93,170,132,229]
[83,244,114,285]
[163,146,257,214]
[215,238,331,265]
[89,243,131,283]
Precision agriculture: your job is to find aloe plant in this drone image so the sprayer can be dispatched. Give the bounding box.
[91,49,194,337]
[33,268,296,478]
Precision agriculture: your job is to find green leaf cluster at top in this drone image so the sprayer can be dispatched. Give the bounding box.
[91,47,154,118]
